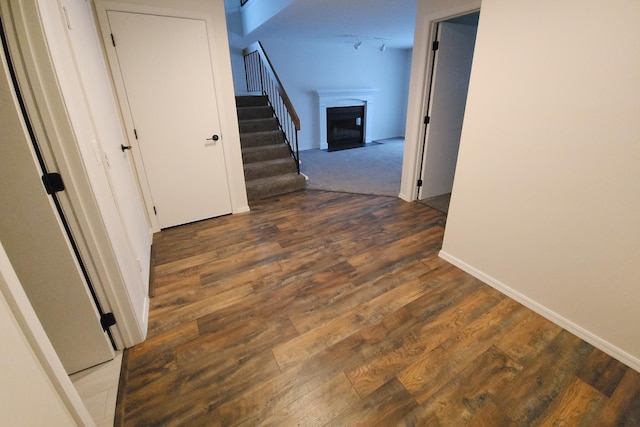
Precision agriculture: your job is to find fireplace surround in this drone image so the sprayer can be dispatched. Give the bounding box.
[316,89,379,150]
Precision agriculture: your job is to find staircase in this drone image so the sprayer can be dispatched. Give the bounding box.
[236,95,306,202]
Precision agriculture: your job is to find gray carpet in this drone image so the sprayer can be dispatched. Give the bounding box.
[299,138,404,197]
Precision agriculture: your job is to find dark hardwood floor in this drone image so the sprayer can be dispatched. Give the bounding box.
[117,190,640,426]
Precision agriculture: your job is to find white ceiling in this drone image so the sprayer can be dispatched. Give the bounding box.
[227,0,419,49]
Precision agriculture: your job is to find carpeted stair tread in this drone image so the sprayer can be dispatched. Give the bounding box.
[235,95,269,108]
[245,173,306,201]
[236,94,306,201]
[244,158,298,181]
[242,144,291,163]
[240,130,286,148]
[239,118,279,134]
[237,106,273,121]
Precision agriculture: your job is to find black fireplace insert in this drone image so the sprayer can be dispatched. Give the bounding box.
[326,106,364,151]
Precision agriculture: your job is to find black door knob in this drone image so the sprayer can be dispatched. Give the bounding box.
[206,134,219,141]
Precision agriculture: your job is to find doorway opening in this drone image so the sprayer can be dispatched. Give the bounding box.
[416,11,479,213]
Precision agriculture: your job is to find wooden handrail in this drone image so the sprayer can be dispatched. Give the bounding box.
[243,42,300,130]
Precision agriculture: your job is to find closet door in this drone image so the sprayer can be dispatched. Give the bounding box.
[0,40,114,374]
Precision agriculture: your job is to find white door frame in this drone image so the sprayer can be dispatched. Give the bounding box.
[399,1,481,202]
[1,0,146,349]
[95,1,247,232]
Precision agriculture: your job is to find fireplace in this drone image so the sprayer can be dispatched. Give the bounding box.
[326,106,365,151]
[316,89,379,150]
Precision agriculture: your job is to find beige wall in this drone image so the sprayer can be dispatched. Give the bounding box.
[0,241,89,426]
[0,280,77,426]
[440,0,640,369]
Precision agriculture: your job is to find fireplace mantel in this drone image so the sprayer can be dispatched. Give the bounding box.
[316,89,379,150]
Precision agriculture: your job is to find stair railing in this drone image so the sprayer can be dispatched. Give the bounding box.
[243,41,300,173]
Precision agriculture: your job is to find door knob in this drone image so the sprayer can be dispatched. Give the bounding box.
[121,144,132,152]
[206,134,219,141]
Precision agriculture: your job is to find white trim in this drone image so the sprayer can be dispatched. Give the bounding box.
[439,250,640,372]
[316,89,379,150]
[398,191,412,202]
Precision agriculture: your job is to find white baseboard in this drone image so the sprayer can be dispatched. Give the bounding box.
[234,205,251,214]
[398,192,412,202]
[141,296,149,342]
[438,250,640,373]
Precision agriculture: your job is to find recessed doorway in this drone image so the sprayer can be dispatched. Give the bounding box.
[417,11,480,209]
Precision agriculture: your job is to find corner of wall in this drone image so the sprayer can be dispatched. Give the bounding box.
[438,250,640,373]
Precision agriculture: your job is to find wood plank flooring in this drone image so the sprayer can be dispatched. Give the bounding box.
[117,190,640,426]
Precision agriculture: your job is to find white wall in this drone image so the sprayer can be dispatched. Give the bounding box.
[241,0,294,35]
[226,7,249,95]
[234,37,412,151]
[441,0,640,369]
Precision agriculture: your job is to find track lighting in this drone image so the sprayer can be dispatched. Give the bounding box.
[344,35,390,51]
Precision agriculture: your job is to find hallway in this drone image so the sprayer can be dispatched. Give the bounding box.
[117,190,639,425]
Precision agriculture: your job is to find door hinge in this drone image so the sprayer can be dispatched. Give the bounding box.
[100,312,116,331]
[424,116,430,125]
[42,172,65,195]
[432,40,439,51]
[133,128,138,139]
[417,179,423,187]
[153,206,157,215]
[110,33,116,47]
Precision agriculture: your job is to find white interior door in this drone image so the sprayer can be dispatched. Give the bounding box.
[0,45,114,374]
[421,21,477,199]
[106,11,232,228]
